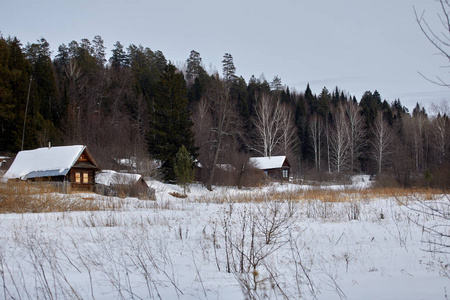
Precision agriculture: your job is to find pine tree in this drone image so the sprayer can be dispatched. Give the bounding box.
[186,50,203,83]
[222,53,236,82]
[174,145,194,196]
[110,41,129,70]
[147,64,197,181]
[270,75,283,92]
[92,35,106,68]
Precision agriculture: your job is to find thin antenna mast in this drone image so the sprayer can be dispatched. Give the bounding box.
[21,75,32,151]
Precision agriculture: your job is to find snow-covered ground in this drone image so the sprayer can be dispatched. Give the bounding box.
[0,177,449,299]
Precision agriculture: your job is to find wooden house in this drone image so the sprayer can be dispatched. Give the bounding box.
[3,145,99,191]
[249,156,291,181]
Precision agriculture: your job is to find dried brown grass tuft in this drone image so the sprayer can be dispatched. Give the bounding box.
[0,181,101,213]
[203,186,444,204]
[169,191,188,198]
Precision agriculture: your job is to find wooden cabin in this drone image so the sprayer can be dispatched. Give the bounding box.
[3,145,99,192]
[249,156,291,181]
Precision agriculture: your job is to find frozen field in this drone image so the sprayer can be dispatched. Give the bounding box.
[0,177,449,299]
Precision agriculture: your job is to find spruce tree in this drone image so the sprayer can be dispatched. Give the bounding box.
[147,64,197,182]
[174,145,194,196]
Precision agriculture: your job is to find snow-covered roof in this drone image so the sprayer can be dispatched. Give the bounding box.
[249,156,288,170]
[96,170,143,186]
[4,145,87,180]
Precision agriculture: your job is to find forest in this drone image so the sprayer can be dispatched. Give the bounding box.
[0,34,449,189]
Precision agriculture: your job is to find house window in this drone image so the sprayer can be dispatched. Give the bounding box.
[83,173,89,183]
[75,172,81,183]
[282,169,288,178]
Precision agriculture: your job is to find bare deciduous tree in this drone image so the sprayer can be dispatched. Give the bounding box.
[193,96,213,169]
[346,100,366,172]
[193,77,241,191]
[371,113,393,174]
[252,93,284,157]
[414,0,450,87]
[330,104,350,173]
[309,114,323,171]
[429,102,450,166]
[278,104,298,156]
[252,93,298,159]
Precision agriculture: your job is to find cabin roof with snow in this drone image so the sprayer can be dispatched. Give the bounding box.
[4,145,99,180]
[249,156,290,170]
[96,170,146,187]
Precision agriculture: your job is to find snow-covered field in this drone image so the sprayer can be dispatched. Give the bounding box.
[0,177,449,299]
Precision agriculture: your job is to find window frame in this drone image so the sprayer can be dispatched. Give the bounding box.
[75,172,81,183]
[83,172,89,183]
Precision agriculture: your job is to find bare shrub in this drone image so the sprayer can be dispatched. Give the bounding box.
[373,174,401,188]
[399,194,450,254]
[211,201,307,299]
[239,164,266,188]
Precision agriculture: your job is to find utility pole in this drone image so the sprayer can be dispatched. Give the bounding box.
[21,75,32,151]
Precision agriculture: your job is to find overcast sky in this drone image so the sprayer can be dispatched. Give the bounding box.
[1,0,449,111]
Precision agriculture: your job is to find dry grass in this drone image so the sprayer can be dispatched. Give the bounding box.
[0,181,102,213]
[201,186,444,204]
[169,191,188,198]
[1,180,444,213]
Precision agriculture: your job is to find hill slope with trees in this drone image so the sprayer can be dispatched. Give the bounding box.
[1,34,449,188]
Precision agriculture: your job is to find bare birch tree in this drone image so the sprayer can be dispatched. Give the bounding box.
[252,93,284,157]
[309,114,323,171]
[278,104,298,156]
[371,113,393,174]
[431,114,449,165]
[404,108,428,173]
[330,104,350,173]
[429,102,450,166]
[346,100,366,172]
[323,118,331,173]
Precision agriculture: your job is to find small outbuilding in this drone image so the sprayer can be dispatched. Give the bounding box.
[249,156,291,181]
[3,145,99,192]
[96,170,154,200]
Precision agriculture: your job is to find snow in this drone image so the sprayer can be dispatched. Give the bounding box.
[115,157,137,168]
[96,169,142,186]
[250,155,287,170]
[0,156,9,168]
[3,145,85,180]
[0,177,448,299]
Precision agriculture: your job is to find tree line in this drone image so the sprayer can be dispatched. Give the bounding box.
[1,34,449,188]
